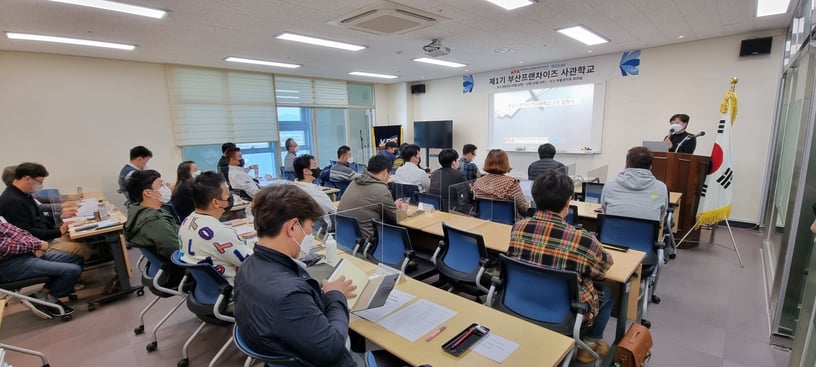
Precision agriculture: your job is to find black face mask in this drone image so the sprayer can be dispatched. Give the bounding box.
[239,158,246,167]
[311,168,321,178]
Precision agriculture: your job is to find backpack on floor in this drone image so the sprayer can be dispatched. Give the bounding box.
[614,323,652,367]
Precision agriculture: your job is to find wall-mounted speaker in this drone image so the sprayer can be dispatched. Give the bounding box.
[739,37,773,57]
[411,84,426,94]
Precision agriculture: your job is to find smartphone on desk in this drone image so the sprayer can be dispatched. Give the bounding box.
[441,323,490,357]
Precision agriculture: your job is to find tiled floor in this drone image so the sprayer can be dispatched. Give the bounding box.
[0,227,791,367]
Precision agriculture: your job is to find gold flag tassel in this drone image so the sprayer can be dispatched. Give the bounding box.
[720,77,738,124]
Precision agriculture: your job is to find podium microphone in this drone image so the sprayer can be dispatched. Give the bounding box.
[694,131,706,137]
[669,127,676,135]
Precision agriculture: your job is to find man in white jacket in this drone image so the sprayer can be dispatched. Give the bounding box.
[226,147,261,198]
[601,146,668,222]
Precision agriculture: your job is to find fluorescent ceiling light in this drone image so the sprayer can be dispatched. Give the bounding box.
[5,32,135,50]
[276,33,366,51]
[47,0,166,19]
[756,0,790,17]
[485,0,536,11]
[349,72,398,79]
[413,58,467,68]
[556,25,609,46]
[225,57,300,68]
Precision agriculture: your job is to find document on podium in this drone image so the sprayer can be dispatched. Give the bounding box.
[377,299,456,342]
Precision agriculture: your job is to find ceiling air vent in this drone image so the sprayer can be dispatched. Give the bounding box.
[330,1,442,35]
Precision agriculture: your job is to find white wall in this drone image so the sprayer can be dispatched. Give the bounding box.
[0,51,181,208]
[386,32,784,223]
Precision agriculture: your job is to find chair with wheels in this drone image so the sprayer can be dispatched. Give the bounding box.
[233,324,314,367]
[0,299,51,367]
[170,251,235,367]
[596,214,663,327]
[364,219,437,281]
[334,215,366,257]
[415,192,442,211]
[0,277,72,322]
[134,245,187,353]
[485,254,600,367]
[432,223,491,299]
[476,198,515,225]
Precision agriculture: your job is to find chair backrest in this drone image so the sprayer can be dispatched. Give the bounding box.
[476,198,515,225]
[448,180,475,215]
[170,251,230,308]
[137,245,166,279]
[596,214,660,263]
[369,219,411,268]
[495,254,579,335]
[333,181,350,200]
[352,163,366,173]
[582,182,604,204]
[233,325,311,367]
[280,166,295,181]
[564,205,578,226]
[389,183,419,203]
[416,192,442,210]
[439,223,488,278]
[334,215,363,253]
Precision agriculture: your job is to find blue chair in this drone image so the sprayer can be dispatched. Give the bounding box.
[280,166,295,181]
[485,254,599,367]
[351,162,366,173]
[565,205,579,226]
[389,183,419,203]
[432,223,491,298]
[476,198,515,225]
[597,214,662,326]
[332,180,351,200]
[582,182,604,204]
[233,325,312,367]
[416,192,442,211]
[170,251,235,367]
[334,215,365,257]
[134,246,187,354]
[365,219,437,281]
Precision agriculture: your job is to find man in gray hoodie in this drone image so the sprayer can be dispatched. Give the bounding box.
[337,155,405,240]
[601,147,668,222]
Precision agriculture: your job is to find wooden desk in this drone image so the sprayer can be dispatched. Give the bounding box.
[342,255,574,367]
[603,247,645,323]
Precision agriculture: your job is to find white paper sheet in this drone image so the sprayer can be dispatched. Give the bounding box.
[353,289,415,322]
[472,333,520,363]
[377,299,456,342]
[76,199,99,217]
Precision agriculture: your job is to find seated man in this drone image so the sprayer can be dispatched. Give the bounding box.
[528,143,567,180]
[124,170,184,282]
[118,145,152,205]
[601,146,668,222]
[179,172,253,285]
[459,143,481,181]
[428,148,467,211]
[337,155,403,240]
[507,169,613,363]
[393,144,430,192]
[234,184,357,366]
[225,147,261,198]
[330,145,358,184]
[293,154,337,221]
[379,141,399,164]
[217,142,236,188]
[283,138,299,174]
[0,219,81,317]
[0,163,92,260]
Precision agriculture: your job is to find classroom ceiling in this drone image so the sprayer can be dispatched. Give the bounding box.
[0,0,791,84]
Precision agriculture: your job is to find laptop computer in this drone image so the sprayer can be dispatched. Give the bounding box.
[642,140,668,152]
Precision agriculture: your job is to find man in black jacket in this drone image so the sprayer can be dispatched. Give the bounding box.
[429,148,467,211]
[0,163,91,261]
[528,143,567,180]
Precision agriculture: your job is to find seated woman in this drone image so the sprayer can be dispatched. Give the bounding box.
[170,160,200,221]
[471,149,530,220]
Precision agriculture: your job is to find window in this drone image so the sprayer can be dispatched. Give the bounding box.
[182,142,279,179]
[278,107,313,164]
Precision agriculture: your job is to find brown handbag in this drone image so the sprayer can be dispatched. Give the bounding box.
[614,323,653,367]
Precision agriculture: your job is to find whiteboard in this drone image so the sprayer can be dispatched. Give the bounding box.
[488,82,605,153]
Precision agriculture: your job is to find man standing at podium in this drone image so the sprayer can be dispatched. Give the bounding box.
[664,113,697,154]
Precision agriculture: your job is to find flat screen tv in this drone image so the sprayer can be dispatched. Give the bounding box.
[414,120,453,149]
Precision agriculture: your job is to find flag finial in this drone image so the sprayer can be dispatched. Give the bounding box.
[729,77,738,91]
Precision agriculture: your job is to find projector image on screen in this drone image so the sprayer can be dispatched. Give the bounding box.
[423,38,450,57]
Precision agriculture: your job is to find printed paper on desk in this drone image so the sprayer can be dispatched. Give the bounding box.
[353,289,415,322]
[377,299,456,342]
[76,199,99,217]
[473,333,519,363]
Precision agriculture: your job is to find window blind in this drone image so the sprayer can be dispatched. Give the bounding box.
[275,76,349,106]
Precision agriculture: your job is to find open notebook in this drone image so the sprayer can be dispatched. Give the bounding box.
[328,258,398,312]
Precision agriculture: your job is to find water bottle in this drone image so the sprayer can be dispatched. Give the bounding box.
[97,200,109,220]
[76,186,84,199]
[325,234,338,266]
[245,205,254,224]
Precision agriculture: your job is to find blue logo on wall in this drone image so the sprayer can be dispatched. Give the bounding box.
[619,50,641,76]
[463,74,474,93]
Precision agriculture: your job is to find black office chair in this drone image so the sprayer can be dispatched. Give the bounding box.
[134,246,187,353]
[597,214,663,327]
[365,219,437,281]
[432,223,491,299]
[0,277,73,322]
[485,254,599,367]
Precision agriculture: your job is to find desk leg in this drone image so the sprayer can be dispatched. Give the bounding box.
[86,231,144,309]
[615,279,630,343]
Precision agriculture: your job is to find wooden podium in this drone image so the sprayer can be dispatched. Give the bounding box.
[651,152,710,247]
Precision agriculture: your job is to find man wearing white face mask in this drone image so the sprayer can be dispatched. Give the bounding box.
[123,170,181,262]
[664,113,697,154]
[0,163,92,260]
